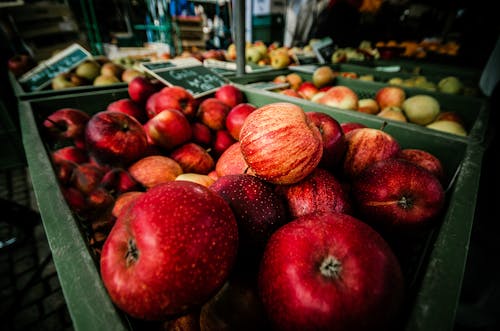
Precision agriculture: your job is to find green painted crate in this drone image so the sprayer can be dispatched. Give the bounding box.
[19,86,484,331]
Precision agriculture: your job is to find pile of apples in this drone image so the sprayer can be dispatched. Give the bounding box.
[41,80,450,330]
[272,66,468,136]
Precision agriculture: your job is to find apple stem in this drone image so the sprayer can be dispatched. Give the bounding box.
[125,239,139,267]
[319,255,342,279]
[45,118,68,132]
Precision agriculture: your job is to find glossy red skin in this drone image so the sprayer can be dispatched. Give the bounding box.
[147,86,197,119]
[258,212,404,331]
[297,82,319,100]
[72,163,105,194]
[170,142,215,175]
[215,142,250,177]
[85,111,148,167]
[100,168,142,195]
[197,98,232,131]
[317,86,359,110]
[239,102,323,185]
[43,108,90,142]
[340,122,367,135]
[145,109,192,151]
[51,146,89,165]
[375,86,406,109]
[306,112,346,170]
[225,103,257,140]
[106,98,147,123]
[352,158,445,232]
[127,76,157,105]
[191,122,213,147]
[397,148,445,183]
[343,128,400,179]
[100,181,239,320]
[277,168,352,219]
[215,84,244,108]
[210,174,288,257]
[212,130,237,158]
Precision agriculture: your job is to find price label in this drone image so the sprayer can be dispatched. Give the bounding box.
[18,43,91,92]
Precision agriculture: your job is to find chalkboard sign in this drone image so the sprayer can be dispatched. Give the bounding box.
[313,37,335,64]
[18,43,91,92]
[143,63,229,98]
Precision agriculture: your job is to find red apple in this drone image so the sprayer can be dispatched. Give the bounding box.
[316,86,359,110]
[112,191,144,218]
[54,159,77,186]
[306,111,346,169]
[435,111,466,127]
[148,86,197,119]
[210,174,289,260]
[72,163,105,194]
[51,146,89,165]
[225,103,257,140]
[215,84,244,108]
[239,102,323,185]
[352,158,445,232]
[100,168,142,195]
[340,121,367,135]
[396,148,445,183]
[85,111,148,167]
[215,142,251,177]
[145,109,192,151]
[106,98,147,123]
[276,168,351,219]
[297,82,319,100]
[128,155,183,189]
[100,181,239,320]
[357,98,380,114]
[170,142,215,175]
[61,186,88,214]
[375,86,406,109]
[43,108,90,145]
[197,98,232,131]
[212,130,237,159]
[343,127,400,179]
[191,122,213,148]
[279,88,302,98]
[8,54,36,77]
[258,212,404,331]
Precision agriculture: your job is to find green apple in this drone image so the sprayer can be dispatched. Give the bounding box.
[402,95,440,125]
[426,120,467,136]
[75,60,101,81]
[438,76,463,94]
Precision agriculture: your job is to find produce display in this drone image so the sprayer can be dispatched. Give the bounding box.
[33,77,462,330]
[268,66,469,136]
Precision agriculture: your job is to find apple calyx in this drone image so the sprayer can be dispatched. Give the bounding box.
[126,238,139,267]
[320,255,342,279]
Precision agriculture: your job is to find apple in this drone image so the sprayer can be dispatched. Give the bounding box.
[121,68,145,84]
[297,82,319,100]
[75,60,101,81]
[53,159,77,186]
[312,65,336,88]
[111,191,144,218]
[397,148,445,182]
[85,111,148,167]
[43,108,90,146]
[225,103,257,140]
[197,98,231,131]
[85,186,115,216]
[438,76,463,94]
[51,73,79,90]
[277,168,352,219]
[352,158,445,233]
[191,122,213,147]
[375,86,406,109]
[340,121,367,135]
[377,106,407,122]
[128,76,158,105]
[340,71,358,79]
[148,86,197,119]
[343,127,400,179]
[106,98,147,123]
[212,130,237,159]
[210,174,288,260]
[8,54,36,77]
[258,212,405,331]
[273,75,287,85]
[269,49,290,69]
[51,146,88,165]
[175,173,215,187]
[215,142,251,177]
[402,95,440,125]
[93,74,120,86]
[61,186,88,214]
[285,73,303,90]
[145,109,192,151]
[100,181,239,320]
[306,111,346,170]
[279,88,302,98]
[434,111,465,127]
[357,98,380,114]
[316,86,359,110]
[215,84,244,108]
[170,142,215,175]
[72,163,105,194]
[100,62,124,78]
[310,91,326,103]
[239,102,323,185]
[128,155,183,189]
[100,168,142,196]
[426,120,467,136]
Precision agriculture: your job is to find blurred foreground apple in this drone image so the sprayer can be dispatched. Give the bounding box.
[100,181,239,320]
[258,212,404,331]
[239,102,323,184]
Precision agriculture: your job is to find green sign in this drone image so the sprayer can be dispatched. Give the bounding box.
[18,43,91,92]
